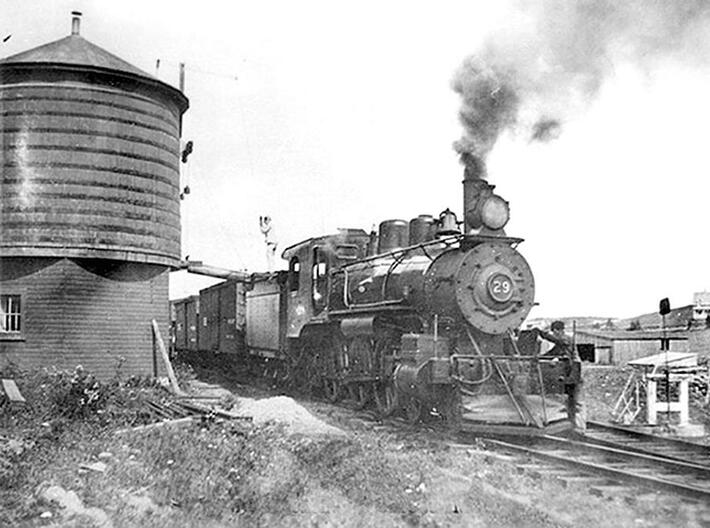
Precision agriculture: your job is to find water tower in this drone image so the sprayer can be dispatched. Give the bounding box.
[0,13,189,378]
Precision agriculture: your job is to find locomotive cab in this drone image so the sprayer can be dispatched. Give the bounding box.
[282,229,369,338]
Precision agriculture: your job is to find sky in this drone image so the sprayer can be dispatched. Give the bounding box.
[3,0,710,320]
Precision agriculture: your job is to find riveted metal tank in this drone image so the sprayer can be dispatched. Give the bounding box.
[377,219,409,254]
[0,15,189,267]
[408,215,436,245]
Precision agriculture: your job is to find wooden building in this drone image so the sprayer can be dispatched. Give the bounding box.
[575,329,689,365]
[0,14,188,378]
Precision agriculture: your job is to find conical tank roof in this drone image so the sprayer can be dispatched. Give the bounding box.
[0,33,152,79]
[0,14,187,113]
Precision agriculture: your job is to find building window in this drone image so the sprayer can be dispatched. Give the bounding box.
[1,295,21,334]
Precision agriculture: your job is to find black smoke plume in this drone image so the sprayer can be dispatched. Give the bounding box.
[453,0,710,159]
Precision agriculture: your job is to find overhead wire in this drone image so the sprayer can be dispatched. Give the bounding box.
[165,57,252,271]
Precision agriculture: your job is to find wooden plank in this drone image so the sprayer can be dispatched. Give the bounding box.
[114,416,194,436]
[1,379,26,403]
[152,319,183,396]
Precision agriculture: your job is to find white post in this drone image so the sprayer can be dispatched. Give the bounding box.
[678,379,689,426]
[647,379,657,425]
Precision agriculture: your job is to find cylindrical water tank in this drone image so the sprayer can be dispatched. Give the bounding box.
[408,215,436,245]
[0,29,189,267]
[378,219,409,254]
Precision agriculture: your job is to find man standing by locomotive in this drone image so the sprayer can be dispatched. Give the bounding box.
[538,321,586,431]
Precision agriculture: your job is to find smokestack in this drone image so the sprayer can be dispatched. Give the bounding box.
[71,11,82,36]
[461,153,489,233]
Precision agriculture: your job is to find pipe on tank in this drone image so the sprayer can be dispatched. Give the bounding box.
[179,261,251,282]
[71,11,82,35]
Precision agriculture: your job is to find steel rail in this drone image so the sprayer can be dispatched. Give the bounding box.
[580,428,710,466]
[586,420,710,458]
[540,434,710,475]
[486,437,710,501]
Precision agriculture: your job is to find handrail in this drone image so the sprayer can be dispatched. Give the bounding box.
[341,267,405,309]
[339,234,462,268]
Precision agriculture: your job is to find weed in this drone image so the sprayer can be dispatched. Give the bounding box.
[52,366,105,419]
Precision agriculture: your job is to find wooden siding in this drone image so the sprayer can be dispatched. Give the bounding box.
[576,331,689,365]
[246,278,284,355]
[607,340,687,365]
[173,296,199,352]
[0,82,182,267]
[198,281,246,354]
[687,329,710,360]
[0,257,169,379]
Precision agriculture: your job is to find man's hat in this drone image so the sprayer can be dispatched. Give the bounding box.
[551,320,565,331]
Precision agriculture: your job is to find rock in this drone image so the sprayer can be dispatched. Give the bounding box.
[125,493,161,517]
[40,511,52,518]
[5,439,26,455]
[39,484,112,527]
[97,452,113,460]
[79,461,107,473]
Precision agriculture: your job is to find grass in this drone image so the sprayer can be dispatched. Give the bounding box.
[0,365,434,526]
[3,362,710,527]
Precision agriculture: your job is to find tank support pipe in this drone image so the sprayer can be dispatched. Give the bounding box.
[433,314,438,358]
[179,261,251,282]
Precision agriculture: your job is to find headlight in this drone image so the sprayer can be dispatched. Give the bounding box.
[480,195,509,230]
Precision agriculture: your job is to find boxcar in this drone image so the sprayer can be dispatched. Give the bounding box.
[197,281,246,354]
[172,296,200,352]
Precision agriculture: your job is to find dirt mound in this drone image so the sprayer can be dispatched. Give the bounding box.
[236,396,345,436]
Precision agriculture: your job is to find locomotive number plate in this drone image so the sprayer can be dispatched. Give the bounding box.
[488,273,514,303]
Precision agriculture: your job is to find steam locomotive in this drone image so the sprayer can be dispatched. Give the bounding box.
[176,156,580,434]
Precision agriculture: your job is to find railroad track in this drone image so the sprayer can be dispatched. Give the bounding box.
[203,363,710,504]
[583,420,710,465]
[478,425,710,503]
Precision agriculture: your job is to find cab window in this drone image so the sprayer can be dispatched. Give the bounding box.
[289,257,300,292]
[312,248,328,311]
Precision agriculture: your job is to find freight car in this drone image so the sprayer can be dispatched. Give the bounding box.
[172,296,199,353]
[171,282,247,356]
[175,155,581,434]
